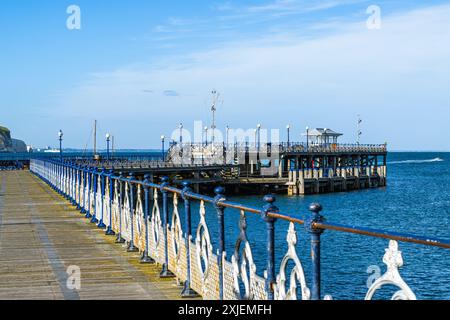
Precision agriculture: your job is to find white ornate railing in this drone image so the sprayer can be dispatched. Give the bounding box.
[30,159,450,301]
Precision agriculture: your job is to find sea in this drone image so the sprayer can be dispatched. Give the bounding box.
[186,152,450,300]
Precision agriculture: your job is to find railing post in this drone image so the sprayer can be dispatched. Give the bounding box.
[85,168,93,219]
[63,162,68,198]
[76,165,82,210]
[141,174,155,263]
[80,166,86,214]
[58,162,63,195]
[67,162,72,201]
[127,173,138,252]
[306,203,325,300]
[180,181,199,298]
[90,170,99,224]
[71,163,76,205]
[262,194,279,301]
[55,162,59,192]
[214,186,226,300]
[98,168,107,229]
[50,162,55,190]
[160,176,175,278]
[64,162,69,200]
[64,162,69,199]
[115,172,126,244]
[106,170,116,236]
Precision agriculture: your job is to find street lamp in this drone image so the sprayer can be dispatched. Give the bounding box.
[306,126,310,151]
[58,130,63,161]
[161,135,166,161]
[286,124,291,147]
[226,125,230,146]
[106,133,111,161]
[256,124,261,162]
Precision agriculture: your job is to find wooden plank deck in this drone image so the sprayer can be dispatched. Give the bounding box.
[0,171,193,300]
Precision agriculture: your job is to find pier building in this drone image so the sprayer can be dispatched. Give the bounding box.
[165,129,387,195]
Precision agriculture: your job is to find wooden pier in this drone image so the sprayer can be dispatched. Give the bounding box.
[0,171,193,300]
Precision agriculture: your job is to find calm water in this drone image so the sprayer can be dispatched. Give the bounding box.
[185,152,450,300]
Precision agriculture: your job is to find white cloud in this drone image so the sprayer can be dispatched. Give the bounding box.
[53,4,450,150]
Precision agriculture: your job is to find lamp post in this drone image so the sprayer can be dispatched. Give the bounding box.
[257,124,261,163]
[226,125,230,146]
[306,126,310,152]
[286,124,291,147]
[161,135,166,161]
[58,130,63,161]
[106,133,111,161]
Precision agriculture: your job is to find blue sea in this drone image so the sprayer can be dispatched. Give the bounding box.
[186,152,450,300]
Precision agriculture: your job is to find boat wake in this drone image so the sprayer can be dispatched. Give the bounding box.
[388,158,444,165]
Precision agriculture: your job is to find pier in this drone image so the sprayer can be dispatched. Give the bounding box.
[2,158,445,300]
[165,140,387,195]
[0,171,192,300]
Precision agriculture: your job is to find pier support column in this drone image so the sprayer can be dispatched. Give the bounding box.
[278,160,283,178]
[341,169,347,191]
[328,178,334,193]
[194,172,200,193]
[355,167,360,190]
[292,170,298,195]
[299,177,305,195]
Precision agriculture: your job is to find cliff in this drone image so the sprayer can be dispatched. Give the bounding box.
[0,126,27,152]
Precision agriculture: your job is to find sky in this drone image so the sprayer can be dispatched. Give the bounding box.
[0,0,449,151]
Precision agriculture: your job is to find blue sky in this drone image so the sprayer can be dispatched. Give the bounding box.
[1,0,450,150]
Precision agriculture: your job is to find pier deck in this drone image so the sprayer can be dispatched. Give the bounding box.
[0,171,189,300]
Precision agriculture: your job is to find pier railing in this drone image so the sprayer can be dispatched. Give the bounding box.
[280,142,388,154]
[168,142,387,155]
[30,159,449,300]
